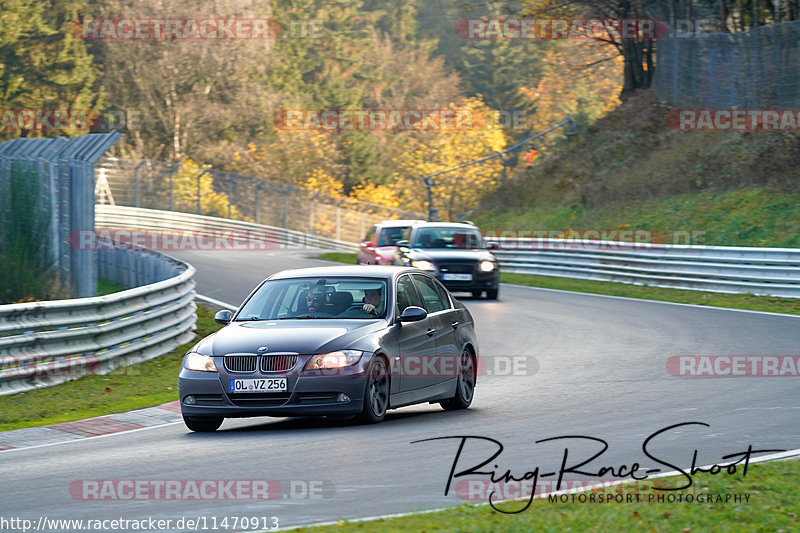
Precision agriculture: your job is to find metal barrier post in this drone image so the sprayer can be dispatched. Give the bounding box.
[133,159,146,208]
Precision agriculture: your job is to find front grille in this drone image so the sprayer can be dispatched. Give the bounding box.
[224,355,257,373]
[439,262,476,274]
[229,393,292,407]
[260,354,298,373]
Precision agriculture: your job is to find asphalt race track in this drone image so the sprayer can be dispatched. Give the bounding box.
[2,248,799,530]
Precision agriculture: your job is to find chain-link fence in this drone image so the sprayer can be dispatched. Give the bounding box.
[651,11,800,109]
[95,158,425,243]
[0,133,122,298]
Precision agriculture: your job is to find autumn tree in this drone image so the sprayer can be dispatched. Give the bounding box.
[390,98,508,221]
[519,0,655,99]
[171,158,245,219]
[520,39,622,150]
[96,0,276,161]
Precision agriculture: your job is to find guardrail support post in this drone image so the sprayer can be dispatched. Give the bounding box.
[195,169,211,215]
[133,159,147,208]
[227,177,235,219]
[167,162,181,212]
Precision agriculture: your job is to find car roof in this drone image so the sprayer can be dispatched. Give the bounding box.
[268,265,418,281]
[409,222,480,230]
[376,219,426,228]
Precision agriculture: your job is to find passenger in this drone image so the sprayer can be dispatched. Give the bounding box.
[302,287,332,317]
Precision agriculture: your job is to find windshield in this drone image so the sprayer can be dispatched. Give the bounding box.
[235,277,389,320]
[412,227,484,249]
[378,226,409,246]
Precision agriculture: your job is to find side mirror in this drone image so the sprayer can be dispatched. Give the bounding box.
[364,241,376,248]
[214,309,232,325]
[486,242,499,250]
[396,240,409,251]
[398,306,427,323]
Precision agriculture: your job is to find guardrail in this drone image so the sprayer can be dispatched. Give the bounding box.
[487,238,800,298]
[98,205,800,298]
[95,205,359,252]
[0,245,196,396]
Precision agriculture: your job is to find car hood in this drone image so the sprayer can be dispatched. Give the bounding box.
[197,320,385,356]
[406,249,496,262]
[375,246,398,262]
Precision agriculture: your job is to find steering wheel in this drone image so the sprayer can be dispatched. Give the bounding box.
[343,303,380,315]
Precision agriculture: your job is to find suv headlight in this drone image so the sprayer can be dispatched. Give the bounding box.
[184,352,217,372]
[411,260,435,271]
[305,350,364,370]
[479,260,496,272]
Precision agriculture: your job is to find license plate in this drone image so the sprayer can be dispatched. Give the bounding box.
[442,273,472,281]
[229,378,287,393]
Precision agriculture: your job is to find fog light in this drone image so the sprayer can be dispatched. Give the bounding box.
[184,395,196,405]
[336,393,350,402]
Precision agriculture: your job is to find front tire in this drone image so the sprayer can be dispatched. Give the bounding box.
[440,350,475,410]
[485,286,499,300]
[183,415,223,432]
[357,357,389,423]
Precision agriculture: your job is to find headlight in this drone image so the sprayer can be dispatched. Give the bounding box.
[305,350,364,370]
[184,352,217,372]
[411,260,435,271]
[479,260,496,272]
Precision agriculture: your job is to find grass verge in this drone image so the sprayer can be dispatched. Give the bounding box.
[316,253,800,315]
[501,272,800,315]
[317,251,358,265]
[0,306,220,432]
[292,458,800,532]
[97,279,126,296]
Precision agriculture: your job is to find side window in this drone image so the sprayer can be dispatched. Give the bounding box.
[431,278,453,309]
[411,274,447,314]
[364,225,377,244]
[396,274,423,314]
[379,226,405,246]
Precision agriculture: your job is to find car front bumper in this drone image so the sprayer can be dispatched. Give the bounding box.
[437,271,499,293]
[179,362,369,418]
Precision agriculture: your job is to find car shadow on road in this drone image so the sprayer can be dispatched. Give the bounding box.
[182,407,477,436]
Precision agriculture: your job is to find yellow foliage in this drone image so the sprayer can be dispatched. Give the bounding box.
[171,158,247,220]
[521,40,623,150]
[235,130,343,188]
[301,168,343,197]
[388,98,508,220]
[350,182,401,209]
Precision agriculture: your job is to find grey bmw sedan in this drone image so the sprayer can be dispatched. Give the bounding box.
[179,266,479,431]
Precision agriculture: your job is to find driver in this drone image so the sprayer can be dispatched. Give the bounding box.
[362,287,384,316]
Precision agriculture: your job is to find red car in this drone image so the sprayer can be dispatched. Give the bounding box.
[358,220,425,265]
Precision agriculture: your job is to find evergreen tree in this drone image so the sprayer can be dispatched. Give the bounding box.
[0,0,103,140]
